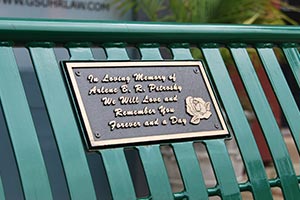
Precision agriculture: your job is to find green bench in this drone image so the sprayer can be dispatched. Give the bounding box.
[0,18,299,199]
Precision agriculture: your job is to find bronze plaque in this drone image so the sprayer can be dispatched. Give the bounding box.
[62,61,230,149]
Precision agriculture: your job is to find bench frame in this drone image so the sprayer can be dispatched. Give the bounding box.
[0,18,299,199]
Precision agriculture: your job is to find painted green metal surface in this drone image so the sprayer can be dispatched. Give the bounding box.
[170,45,207,200]
[172,142,208,200]
[257,46,300,151]
[68,45,137,199]
[169,44,194,60]
[0,177,4,200]
[230,46,300,199]
[100,45,138,199]
[282,46,300,87]
[0,45,52,200]
[28,46,96,200]
[102,43,129,61]
[0,18,299,200]
[138,145,174,200]
[205,140,241,199]
[100,149,136,200]
[138,44,163,60]
[137,45,174,199]
[100,44,179,199]
[69,47,94,60]
[201,46,273,199]
[0,19,300,43]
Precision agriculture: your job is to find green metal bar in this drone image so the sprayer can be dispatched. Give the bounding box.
[138,43,163,60]
[282,46,300,87]
[0,19,300,43]
[137,44,173,199]
[104,43,173,199]
[172,142,208,200]
[100,149,136,200]
[103,42,130,60]
[169,43,193,60]
[68,47,94,60]
[68,44,136,199]
[205,140,241,199]
[66,46,95,148]
[0,177,4,200]
[28,46,96,200]
[230,46,300,200]
[201,46,272,200]
[257,46,300,151]
[170,44,208,199]
[0,45,52,200]
[138,145,173,200]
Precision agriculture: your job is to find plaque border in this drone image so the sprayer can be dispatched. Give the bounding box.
[62,61,230,149]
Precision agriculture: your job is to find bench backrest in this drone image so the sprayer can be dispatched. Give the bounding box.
[0,19,299,199]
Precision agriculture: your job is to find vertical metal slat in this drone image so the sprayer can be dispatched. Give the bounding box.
[205,140,241,199]
[201,46,241,200]
[0,177,4,200]
[230,46,300,200]
[68,45,137,199]
[172,142,208,200]
[138,145,174,200]
[0,45,52,200]
[104,42,130,61]
[137,44,173,200]
[29,45,96,200]
[100,149,136,200]
[257,46,300,151]
[201,45,272,200]
[68,45,94,60]
[282,45,300,87]
[170,44,208,200]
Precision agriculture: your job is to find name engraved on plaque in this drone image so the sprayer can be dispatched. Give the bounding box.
[62,61,230,149]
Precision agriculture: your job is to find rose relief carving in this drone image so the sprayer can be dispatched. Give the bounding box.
[185,96,212,125]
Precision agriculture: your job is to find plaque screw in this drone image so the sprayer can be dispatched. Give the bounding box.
[214,124,219,129]
[75,71,81,77]
[193,68,199,74]
[95,132,101,138]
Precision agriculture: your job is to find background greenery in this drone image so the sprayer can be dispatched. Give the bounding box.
[113,0,299,114]
[113,0,298,25]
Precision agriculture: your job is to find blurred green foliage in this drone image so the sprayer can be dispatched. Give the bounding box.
[112,0,298,113]
[113,0,298,25]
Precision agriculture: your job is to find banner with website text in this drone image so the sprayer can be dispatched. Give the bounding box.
[0,0,131,20]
